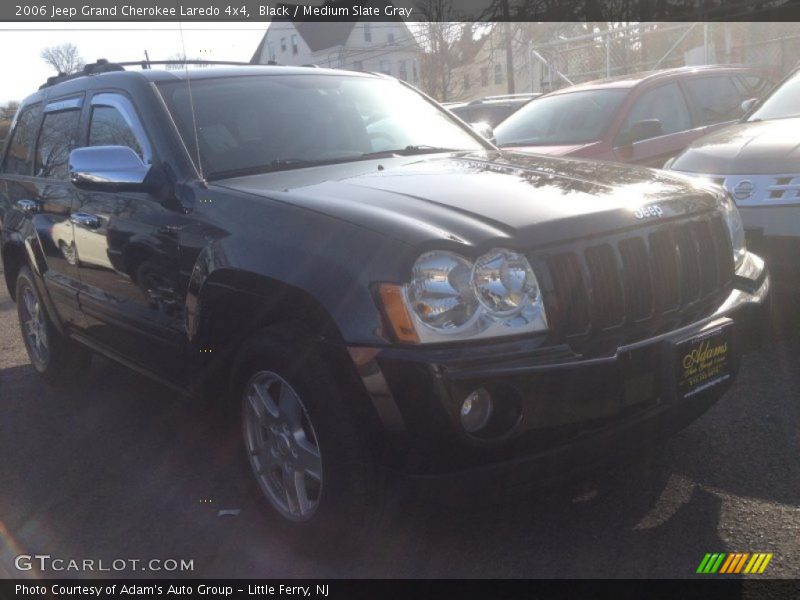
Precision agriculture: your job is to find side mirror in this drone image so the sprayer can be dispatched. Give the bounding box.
[618,119,664,147]
[69,146,152,192]
[470,121,495,141]
[740,97,758,114]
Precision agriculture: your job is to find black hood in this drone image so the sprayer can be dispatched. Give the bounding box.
[216,151,721,250]
[671,118,800,175]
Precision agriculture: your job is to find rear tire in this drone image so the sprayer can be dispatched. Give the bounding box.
[230,325,388,554]
[15,266,91,385]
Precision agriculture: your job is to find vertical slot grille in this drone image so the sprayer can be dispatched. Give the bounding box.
[544,214,732,342]
[548,253,589,334]
[692,220,719,296]
[649,229,680,312]
[585,244,624,328]
[618,237,654,321]
[674,224,701,304]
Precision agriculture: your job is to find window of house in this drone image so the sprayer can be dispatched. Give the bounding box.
[353,61,363,71]
[280,38,287,52]
[379,60,391,75]
[412,60,418,83]
[268,42,276,62]
[364,23,372,42]
[89,105,145,159]
[388,31,396,44]
[481,68,489,87]
[398,60,408,81]
[3,107,37,175]
[34,109,80,180]
[463,74,471,91]
[291,35,298,55]
[494,64,503,85]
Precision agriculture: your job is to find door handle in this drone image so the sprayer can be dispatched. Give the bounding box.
[15,199,40,213]
[70,212,102,229]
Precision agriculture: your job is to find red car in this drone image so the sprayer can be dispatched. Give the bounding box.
[495,65,775,167]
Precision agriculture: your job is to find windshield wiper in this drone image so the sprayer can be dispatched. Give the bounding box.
[360,145,463,159]
[207,157,350,180]
[207,148,467,180]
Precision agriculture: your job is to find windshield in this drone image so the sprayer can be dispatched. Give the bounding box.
[748,70,800,122]
[156,73,486,179]
[494,89,627,146]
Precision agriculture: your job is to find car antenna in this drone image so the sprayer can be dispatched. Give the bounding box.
[176,13,206,186]
[143,49,151,69]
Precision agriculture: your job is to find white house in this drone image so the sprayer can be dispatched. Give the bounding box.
[251,7,422,85]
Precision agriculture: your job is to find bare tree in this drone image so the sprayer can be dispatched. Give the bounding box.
[0,101,19,120]
[415,1,464,101]
[0,120,10,144]
[165,52,208,70]
[41,43,85,74]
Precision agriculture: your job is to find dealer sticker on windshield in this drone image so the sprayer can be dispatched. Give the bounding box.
[674,321,735,401]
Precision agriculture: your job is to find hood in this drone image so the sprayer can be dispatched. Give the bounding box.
[671,118,800,175]
[216,151,720,250]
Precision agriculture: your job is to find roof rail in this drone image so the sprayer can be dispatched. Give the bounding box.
[39,58,261,89]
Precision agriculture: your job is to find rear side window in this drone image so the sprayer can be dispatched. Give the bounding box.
[35,109,80,180]
[3,109,38,175]
[682,76,746,126]
[735,75,772,100]
[89,105,144,159]
[622,83,692,136]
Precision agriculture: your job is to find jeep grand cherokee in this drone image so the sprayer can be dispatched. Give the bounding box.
[0,62,769,548]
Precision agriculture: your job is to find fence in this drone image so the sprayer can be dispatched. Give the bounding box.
[526,22,800,93]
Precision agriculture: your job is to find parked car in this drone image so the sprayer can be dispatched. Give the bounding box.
[666,67,800,275]
[495,66,775,168]
[0,61,769,550]
[444,93,540,136]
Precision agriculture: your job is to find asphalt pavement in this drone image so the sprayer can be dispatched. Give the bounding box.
[0,263,798,579]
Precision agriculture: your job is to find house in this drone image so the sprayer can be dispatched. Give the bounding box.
[450,24,539,102]
[250,2,422,84]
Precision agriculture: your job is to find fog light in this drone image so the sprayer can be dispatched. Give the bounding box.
[460,388,493,433]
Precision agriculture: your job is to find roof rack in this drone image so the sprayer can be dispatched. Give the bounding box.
[39,58,261,89]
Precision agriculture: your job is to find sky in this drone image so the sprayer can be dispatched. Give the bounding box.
[0,23,268,104]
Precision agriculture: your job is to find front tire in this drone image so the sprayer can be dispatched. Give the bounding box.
[15,266,91,385]
[232,326,387,552]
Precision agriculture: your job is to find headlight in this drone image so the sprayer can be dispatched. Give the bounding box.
[382,248,548,344]
[406,251,478,332]
[720,193,747,270]
[472,248,540,316]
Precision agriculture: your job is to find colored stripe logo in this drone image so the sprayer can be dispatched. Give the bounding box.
[697,552,773,574]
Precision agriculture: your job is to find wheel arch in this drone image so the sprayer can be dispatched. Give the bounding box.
[189,267,390,452]
[2,239,30,301]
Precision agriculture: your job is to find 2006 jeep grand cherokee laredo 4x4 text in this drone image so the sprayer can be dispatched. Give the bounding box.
[0,61,769,548]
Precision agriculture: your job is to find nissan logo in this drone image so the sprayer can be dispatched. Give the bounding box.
[733,180,755,201]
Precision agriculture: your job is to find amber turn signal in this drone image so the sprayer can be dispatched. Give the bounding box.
[377,284,419,344]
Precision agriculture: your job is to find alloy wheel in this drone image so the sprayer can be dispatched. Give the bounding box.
[242,371,323,521]
[20,284,49,367]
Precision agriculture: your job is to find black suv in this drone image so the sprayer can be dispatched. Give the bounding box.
[0,61,769,547]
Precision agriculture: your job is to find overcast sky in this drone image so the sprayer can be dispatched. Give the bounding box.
[0,23,267,104]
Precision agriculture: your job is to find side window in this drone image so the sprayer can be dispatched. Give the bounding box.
[3,108,38,175]
[734,75,772,101]
[683,76,746,126]
[89,105,144,159]
[622,83,692,137]
[34,109,80,180]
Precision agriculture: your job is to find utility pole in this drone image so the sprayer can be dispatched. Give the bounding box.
[502,0,515,94]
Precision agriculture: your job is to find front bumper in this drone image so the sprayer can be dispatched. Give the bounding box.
[352,252,769,484]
